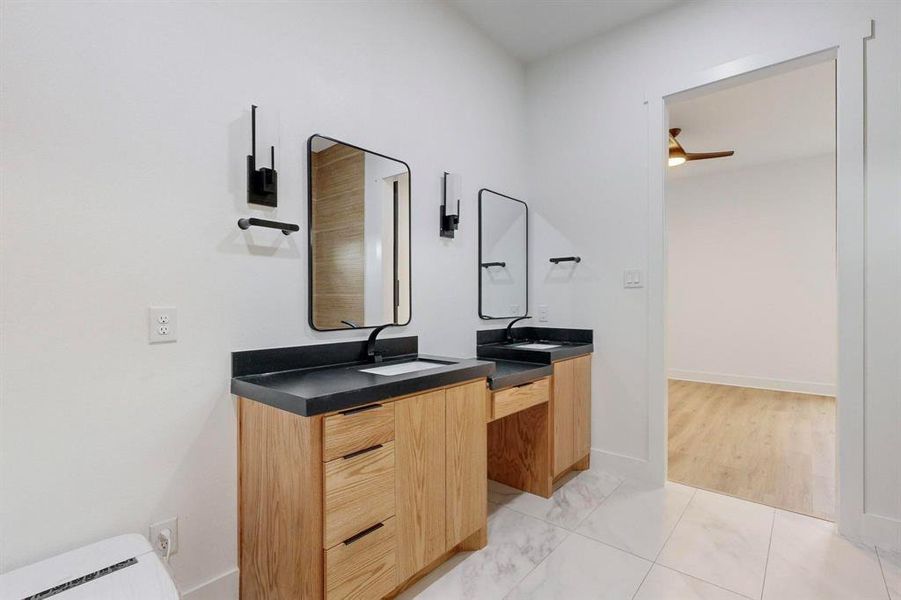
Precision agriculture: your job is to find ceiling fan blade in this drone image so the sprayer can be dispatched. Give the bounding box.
[684,150,735,161]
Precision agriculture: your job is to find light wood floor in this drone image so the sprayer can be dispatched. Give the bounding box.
[668,380,835,521]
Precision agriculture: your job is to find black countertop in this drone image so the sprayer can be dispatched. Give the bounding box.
[476,327,593,364]
[487,359,553,390]
[232,331,592,416]
[232,338,494,416]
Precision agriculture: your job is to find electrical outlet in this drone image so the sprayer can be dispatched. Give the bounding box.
[624,269,644,289]
[149,516,178,559]
[538,304,549,322]
[149,307,177,343]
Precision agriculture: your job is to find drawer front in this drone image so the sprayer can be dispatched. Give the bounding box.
[323,403,395,462]
[492,377,550,420]
[325,517,397,600]
[324,441,396,549]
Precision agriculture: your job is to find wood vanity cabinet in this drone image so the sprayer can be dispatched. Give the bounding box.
[552,354,592,478]
[238,378,487,600]
[394,390,445,581]
[395,380,486,580]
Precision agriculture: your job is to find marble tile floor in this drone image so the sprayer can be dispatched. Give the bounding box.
[399,462,897,600]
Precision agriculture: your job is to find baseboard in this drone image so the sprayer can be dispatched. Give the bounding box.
[860,512,901,552]
[181,568,238,600]
[668,369,836,396]
[590,448,659,484]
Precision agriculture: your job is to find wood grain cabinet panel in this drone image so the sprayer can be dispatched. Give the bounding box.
[394,390,446,582]
[487,402,552,498]
[573,355,592,460]
[445,381,487,547]
[324,517,397,600]
[552,359,576,476]
[324,442,396,549]
[323,403,395,462]
[492,378,549,421]
[239,398,323,600]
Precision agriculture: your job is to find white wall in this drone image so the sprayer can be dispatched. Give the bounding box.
[525,0,901,542]
[0,1,525,594]
[666,155,837,396]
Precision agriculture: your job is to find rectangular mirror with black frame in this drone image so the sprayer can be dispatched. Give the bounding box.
[479,189,528,319]
[307,134,411,331]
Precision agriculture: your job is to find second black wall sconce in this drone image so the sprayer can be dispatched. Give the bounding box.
[440,172,461,238]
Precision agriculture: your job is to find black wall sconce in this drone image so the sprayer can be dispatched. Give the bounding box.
[247,105,277,207]
[440,172,461,238]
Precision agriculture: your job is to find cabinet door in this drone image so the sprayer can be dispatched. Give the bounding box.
[395,390,446,581]
[445,381,487,547]
[573,355,592,460]
[552,359,575,476]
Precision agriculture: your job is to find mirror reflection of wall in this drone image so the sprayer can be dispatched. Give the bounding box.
[308,135,411,331]
[479,189,528,319]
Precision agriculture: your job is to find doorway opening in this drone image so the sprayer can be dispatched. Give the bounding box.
[664,57,837,521]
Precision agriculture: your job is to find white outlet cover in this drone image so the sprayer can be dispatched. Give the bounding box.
[149,516,178,558]
[538,304,549,322]
[149,307,177,343]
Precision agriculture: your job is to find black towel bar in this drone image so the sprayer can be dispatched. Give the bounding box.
[481,261,506,268]
[237,217,299,235]
[549,256,581,264]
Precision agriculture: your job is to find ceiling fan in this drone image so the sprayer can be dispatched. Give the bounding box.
[668,128,735,167]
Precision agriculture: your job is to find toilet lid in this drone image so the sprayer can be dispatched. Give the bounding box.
[0,534,179,600]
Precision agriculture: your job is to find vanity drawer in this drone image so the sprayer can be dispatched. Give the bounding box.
[324,441,396,549]
[492,377,550,420]
[325,517,397,600]
[323,403,395,462]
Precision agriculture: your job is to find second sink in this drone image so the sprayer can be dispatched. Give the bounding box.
[514,342,561,350]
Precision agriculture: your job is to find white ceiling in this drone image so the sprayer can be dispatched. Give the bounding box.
[448,0,680,62]
[667,59,836,179]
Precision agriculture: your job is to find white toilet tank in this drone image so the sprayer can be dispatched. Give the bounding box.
[0,534,179,600]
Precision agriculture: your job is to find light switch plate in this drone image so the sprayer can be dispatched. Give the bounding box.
[624,270,643,289]
[149,307,178,343]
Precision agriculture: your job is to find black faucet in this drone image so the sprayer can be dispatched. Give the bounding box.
[367,323,395,363]
[505,316,532,343]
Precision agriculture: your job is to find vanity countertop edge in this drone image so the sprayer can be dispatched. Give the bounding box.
[231,337,495,417]
[486,359,554,390]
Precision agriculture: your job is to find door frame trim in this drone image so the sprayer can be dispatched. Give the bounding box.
[644,21,873,540]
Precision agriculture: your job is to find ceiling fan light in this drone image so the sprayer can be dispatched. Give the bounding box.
[668,145,686,167]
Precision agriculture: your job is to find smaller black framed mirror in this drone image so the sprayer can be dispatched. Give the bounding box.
[307,134,412,331]
[478,189,528,319]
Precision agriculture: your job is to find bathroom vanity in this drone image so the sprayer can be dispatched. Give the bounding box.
[479,328,594,497]
[233,338,493,600]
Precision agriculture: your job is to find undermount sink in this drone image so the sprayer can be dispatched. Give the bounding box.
[514,343,561,350]
[359,360,447,376]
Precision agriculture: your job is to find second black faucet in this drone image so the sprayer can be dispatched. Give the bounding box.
[505,316,532,343]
